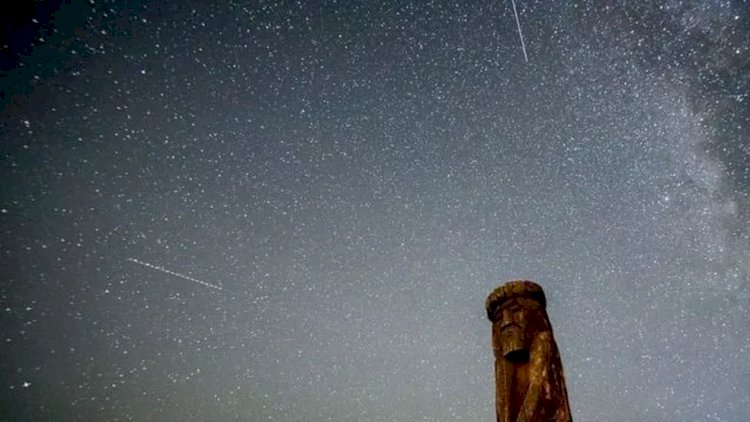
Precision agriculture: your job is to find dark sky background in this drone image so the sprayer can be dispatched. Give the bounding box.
[1,1,749,421]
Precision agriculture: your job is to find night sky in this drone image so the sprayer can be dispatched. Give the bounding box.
[1,1,749,421]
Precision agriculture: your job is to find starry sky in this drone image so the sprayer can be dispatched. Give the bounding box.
[1,1,749,421]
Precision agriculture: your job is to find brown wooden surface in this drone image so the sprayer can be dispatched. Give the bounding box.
[487,281,572,422]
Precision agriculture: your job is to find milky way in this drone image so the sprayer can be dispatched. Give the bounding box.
[1,2,748,421]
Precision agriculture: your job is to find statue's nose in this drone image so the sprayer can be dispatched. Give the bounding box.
[502,308,513,322]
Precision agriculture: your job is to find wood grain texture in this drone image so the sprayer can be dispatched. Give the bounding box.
[487,281,572,422]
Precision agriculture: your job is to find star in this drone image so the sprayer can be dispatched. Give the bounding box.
[1,2,748,421]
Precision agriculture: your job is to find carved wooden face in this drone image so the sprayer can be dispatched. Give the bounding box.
[497,297,543,361]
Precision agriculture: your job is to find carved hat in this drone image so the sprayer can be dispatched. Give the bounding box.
[486,280,546,320]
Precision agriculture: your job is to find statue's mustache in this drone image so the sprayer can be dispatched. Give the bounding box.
[500,321,521,331]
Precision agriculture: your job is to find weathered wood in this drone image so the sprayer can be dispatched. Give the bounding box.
[486,281,572,422]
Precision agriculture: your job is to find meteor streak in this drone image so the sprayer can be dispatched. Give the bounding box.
[510,0,528,62]
[127,258,224,291]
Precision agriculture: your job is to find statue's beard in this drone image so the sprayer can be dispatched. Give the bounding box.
[500,324,529,362]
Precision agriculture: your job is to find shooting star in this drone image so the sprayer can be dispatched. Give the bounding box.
[127,258,224,291]
[510,0,528,62]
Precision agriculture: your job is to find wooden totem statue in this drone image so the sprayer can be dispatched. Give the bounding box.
[486,281,572,422]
